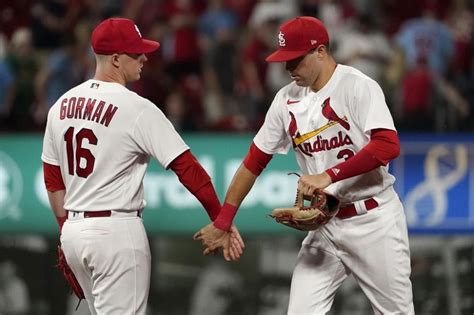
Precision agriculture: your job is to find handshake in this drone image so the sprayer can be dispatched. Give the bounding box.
[193,223,245,262]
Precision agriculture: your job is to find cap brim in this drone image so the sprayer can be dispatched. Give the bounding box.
[265,49,308,62]
[125,39,160,54]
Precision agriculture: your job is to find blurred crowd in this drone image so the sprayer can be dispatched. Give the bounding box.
[0,0,472,134]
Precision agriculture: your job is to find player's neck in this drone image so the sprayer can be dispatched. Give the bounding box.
[310,59,337,92]
[93,69,126,86]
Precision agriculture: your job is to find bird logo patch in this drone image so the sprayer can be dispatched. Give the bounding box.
[288,98,352,156]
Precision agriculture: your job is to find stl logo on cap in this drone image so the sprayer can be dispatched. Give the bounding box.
[134,25,142,38]
[278,31,286,47]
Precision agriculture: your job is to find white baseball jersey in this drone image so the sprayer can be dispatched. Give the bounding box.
[254,64,396,203]
[42,79,189,211]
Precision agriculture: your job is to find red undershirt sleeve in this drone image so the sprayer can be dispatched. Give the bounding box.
[43,162,66,192]
[242,142,273,176]
[168,150,220,221]
[325,129,400,182]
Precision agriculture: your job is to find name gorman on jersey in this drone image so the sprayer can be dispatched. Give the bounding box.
[59,97,118,127]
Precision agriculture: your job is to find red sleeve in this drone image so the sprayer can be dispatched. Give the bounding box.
[242,142,273,176]
[168,150,220,221]
[43,162,65,192]
[325,129,400,183]
[364,129,400,165]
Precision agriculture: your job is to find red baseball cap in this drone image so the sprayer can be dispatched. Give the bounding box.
[266,16,329,62]
[91,18,160,55]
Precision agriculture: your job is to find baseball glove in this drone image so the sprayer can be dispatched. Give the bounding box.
[56,245,85,304]
[270,189,340,231]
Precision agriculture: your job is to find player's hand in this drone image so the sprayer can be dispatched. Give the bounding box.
[193,223,244,261]
[298,172,332,196]
[200,224,245,258]
[229,224,245,253]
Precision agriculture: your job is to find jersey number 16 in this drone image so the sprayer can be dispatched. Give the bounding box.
[64,127,97,178]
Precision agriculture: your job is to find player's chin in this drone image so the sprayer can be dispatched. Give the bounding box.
[130,73,141,81]
[291,77,306,86]
[293,79,307,87]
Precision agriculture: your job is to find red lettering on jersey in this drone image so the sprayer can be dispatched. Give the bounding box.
[66,97,77,119]
[311,131,353,153]
[100,104,118,127]
[91,100,105,123]
[58,97,117,127]
[83,98,96,120]
[59,98,67,119]
[297,131,354,155]
[74,97,86,119]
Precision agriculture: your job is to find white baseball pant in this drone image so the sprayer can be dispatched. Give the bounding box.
[288,190,415,315]
[61,210,151,315]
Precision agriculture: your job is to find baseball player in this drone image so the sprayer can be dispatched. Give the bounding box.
[195,16,414,314]
[41,18,243,314]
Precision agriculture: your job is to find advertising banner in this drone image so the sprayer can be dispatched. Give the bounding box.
[0,134,472,235]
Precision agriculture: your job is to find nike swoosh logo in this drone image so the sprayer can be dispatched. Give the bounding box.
[287,99,300,105]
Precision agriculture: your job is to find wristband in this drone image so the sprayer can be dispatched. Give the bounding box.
[213,203,238,231]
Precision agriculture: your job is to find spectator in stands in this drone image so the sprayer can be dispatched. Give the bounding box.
[164,88,198,132]
[397,56,469,132]
[0,34,14,130]
[395,1,454,76]
[446,0,474,132]
[392,1,471,132]
[30,0,81,51]
[198,0,239,125]
[236,1,295,130]
[4,27,39,131]
[0,1,33,39]
[334,13,392,82]
[32,21,95,127]
[159,0,204,82]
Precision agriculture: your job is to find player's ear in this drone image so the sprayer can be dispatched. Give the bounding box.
[111,53,121,67]
[317,44,330,58]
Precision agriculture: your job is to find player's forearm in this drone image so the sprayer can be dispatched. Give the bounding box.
[214,142,272,230]
[224,164,258,207]
[47,190,67,217]
[47,190,67,232]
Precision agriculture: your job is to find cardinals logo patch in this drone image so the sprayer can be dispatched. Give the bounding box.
[321,98,350,130]
[288,98,352,156]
